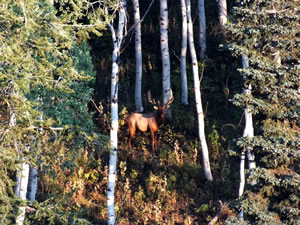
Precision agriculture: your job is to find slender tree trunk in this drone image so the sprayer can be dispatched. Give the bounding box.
[238,55,256,221]
[242,55,256,184]
[107,1,126,224]
[27,113,42,203]
[238,149,246,197]
[10,105,29,225]
[160,0,172,116]
[180,0,188,105]
[27,167,38,203]
[186,0,213,181]
[15,163,30,225]
[132,0,144,112]
[218,0,227,28]
[198,0,206,60]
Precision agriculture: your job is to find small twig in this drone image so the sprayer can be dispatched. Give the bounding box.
[207,200,227,225]
[91,99,103,114]
[114,188,129,225]
[120,0,155,53]
[221,123,237,132]
[171,49,181,62]
[199,63,205,84]
[126,0,156,35]
[237,111,245,128]
[204,101,208,118]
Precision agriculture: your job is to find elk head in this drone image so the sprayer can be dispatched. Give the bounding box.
[127,90,173,152]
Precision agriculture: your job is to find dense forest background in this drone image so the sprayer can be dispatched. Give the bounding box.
[0,0,299,224]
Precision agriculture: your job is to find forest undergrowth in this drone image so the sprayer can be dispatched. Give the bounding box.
[36,94,244,225]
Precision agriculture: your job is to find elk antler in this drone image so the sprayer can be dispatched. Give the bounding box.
[166,89,174,105]
[147,90,157,105]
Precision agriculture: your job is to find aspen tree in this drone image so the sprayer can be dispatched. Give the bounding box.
[217,0,227,28]
[180,0,188,105]
[160,0,172,116]
[198,0,206,60]
[238,56,256,220]
[107,1,127,224]
[132,0,144,112]
[186,0,213,181]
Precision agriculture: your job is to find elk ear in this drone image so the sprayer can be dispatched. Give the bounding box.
[153,106,158,110]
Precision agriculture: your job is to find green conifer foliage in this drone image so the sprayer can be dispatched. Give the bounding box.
[0,0,113,223]
[225,0,300,224]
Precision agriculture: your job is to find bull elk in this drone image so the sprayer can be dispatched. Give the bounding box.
[127,90,174,152]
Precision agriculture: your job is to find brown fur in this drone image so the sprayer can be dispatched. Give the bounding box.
[127,105,167,152]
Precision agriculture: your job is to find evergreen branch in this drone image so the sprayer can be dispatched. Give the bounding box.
[53,21,107,28]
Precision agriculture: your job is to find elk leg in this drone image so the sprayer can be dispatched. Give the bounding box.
[150,129,155,152]
[155,132,159,152]
[128,127,135,151]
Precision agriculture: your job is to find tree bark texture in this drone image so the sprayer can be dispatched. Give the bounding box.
[198,0,206,60]
[180,0,188,105]
[28,167,38,203]
[107,1,127,224]
[242,55,256,185]
[160,0,172,113]
[218,0,227,28]
[132,0,144,112]
[186,0,213,181]
[15,163,30,225]
[10,106,29,225]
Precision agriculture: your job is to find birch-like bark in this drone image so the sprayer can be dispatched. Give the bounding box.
[27,167,38,203]
[238,149,246,197]
[9,104,29,225]
[107,1,126,224]
[180,0,188,105]
[217,0,227,28]
[160,0,172,115]
[132,0,144,112]
[198,0,206,60]
[242,55,256,185]
[186,0,213,181]
[238,148,245,221]
[238,55,256,221]
[15,163,30,225]
[27,113,42,203]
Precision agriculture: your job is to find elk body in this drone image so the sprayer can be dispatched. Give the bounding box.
[127,91,173,152]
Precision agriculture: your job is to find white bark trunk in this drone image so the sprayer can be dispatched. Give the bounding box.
[132,0,144,112]
[27,111,42,204]
[186,0,213,181]
[15,162,30,225]
[242,55,256,186]
[28,167,38,203]
[180,0,188,105]
[238,149,246,197]
[107,1,126,224]
[218,0,227,28]
[160,0,172,114]
[238,55,256,220]
[9,107,29,225]
[198,0,206,60]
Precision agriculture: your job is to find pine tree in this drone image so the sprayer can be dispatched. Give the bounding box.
[225,0,300,224]
[0,0,114,223]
